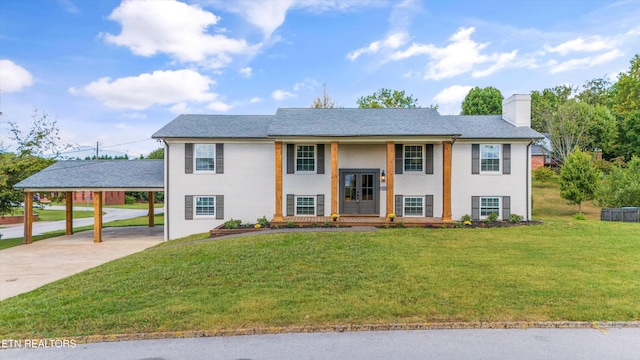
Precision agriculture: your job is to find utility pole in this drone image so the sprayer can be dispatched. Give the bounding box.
[96,141,99,160]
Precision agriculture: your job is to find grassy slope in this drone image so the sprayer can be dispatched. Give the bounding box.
[1,180,639,339]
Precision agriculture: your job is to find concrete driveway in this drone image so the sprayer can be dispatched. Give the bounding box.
[0,226,163,301]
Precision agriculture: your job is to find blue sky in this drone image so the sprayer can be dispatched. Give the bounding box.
[1,0,639,158]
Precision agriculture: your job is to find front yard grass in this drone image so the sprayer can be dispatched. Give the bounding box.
[1,220,639,339]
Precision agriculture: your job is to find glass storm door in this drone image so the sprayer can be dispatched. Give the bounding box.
[340,170,378,215]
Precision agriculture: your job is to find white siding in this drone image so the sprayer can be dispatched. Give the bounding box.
[166,141,275,239]
[451,141,531,221]
[395,144,443,217]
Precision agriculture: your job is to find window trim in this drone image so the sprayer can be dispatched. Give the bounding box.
[194,143,216,173]
[480,196,500,219]
[403,145,424,172]
[295,144,316,174]
[294,195,316,216]
[403,196,424,217]
[480,144,501,173]
[194,195,216,218]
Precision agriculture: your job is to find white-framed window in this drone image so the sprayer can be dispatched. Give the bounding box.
[195,196,216,217]
[195,144,215,172]
[480,144,500,173]
[296,145,316,172]
[480,197,500,218]
[404,196,424,217]
[404,145,423,172]
[295,196,315,215]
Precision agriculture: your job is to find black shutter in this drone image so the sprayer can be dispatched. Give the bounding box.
[216,143,224,174]
[503,144,511,175]
[185,143,193,174]
[287,144,295,174]
[317,144,325,174]
[286,194,294,216]
[471,196,480,220]
[395,144,403,174]
[502,196,511,220]
[425,144,434,174]
[395,195,403,216]
[471,144,480,174]
[317,194,325,216]
[425,195,434,217]
[216,195,224,219]
[185,195,193,220]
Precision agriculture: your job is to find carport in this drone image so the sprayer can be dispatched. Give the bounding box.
[14,160,164,244]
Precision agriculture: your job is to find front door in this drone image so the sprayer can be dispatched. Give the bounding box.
[340,169,379,215]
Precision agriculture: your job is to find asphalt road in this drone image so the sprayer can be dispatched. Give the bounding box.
[0,206,163,239]
[2,328,639,360]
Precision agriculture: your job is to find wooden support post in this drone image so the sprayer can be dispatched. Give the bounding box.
[93,191,103,243]
[386,142,395,218]
[331,142,339,216]
[274,142,283,221]
[24,192,33,244]
[442,141,453,222]
[65,191,73,235]
[148,191,155,227]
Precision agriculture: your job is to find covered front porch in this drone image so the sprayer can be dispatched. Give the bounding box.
[270,215,449,227]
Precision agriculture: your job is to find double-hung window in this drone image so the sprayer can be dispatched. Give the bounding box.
[404,145,423,172]
[296,145,315,172]
[480,144,500,172]
[404,197,424,217]
[480,197,500,218]
[195,144,215,172]
[295,196,315,215]
[195,196,216,217]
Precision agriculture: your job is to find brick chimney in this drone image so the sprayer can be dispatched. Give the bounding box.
[502,94,531,127]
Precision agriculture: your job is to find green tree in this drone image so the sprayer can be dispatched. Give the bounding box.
[596,156,640,207]
[460,86,503,115]
[357,88,418,108]
[612,54,640,159]
[559,148,601,213]
[146,147,164,159]
[577,77,614,108]
[532,166,554,185]
[530,84,574,132]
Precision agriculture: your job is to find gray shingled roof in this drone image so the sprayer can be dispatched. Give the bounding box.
[268,108,461,137]
[445,115,543,139]
[152,109,544,140]
[152,114,272,139]
[14,160,164,190]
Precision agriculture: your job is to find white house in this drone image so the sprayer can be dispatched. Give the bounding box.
[153,94,542,240]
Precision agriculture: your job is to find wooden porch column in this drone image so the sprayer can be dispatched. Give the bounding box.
[148,191,155,227]
[93,191,103,243]
[24,192,33,244]
[65,191,73,235]
[274,142,283,221]
[386,142,395,218]
[331,142,339,215]
[442,141,453,222]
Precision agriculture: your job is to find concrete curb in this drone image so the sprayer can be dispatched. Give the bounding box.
[62,321,640,344]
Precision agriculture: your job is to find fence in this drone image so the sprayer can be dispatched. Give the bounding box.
[601,207,640,223]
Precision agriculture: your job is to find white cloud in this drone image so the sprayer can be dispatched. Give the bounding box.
[347,32,409,60]
[122,112,147,119]
[389,27,519,81]
[169,102,193,114]
[433,85,473,105]
[207,101,232,112]
[272,89,296,100]
[76,69,219,110]
[102,0,259,68]
[239,67,253,78]
[293,78,319,91]
[545,36,612,55]
[58,0,79,14]
[249,97,263,103]
[0,59,34,93]
[549,49,623,73]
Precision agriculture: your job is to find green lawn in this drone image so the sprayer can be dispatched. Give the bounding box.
[2,179,639,339]
[34,209,95,222]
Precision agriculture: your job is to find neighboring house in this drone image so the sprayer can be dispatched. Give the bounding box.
[71,191,125,205]
[531,144,552,169]
[153,94,542,240]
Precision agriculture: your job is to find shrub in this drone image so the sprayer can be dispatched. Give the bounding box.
[124,195,135,205]
[322,222,331,228]
[257,216,270,228]
[573,213,587,220]
[460,214,471,222]
[396,221,404,228]
[533,166,554,184]
[223,219,242,229]
[508,213,523,223]
[286,221,295,228]
[485,212,499,223]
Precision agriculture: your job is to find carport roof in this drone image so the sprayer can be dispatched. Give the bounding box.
[14,160,164,192]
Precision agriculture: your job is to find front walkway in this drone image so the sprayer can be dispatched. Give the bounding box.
[0,226,163,301]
